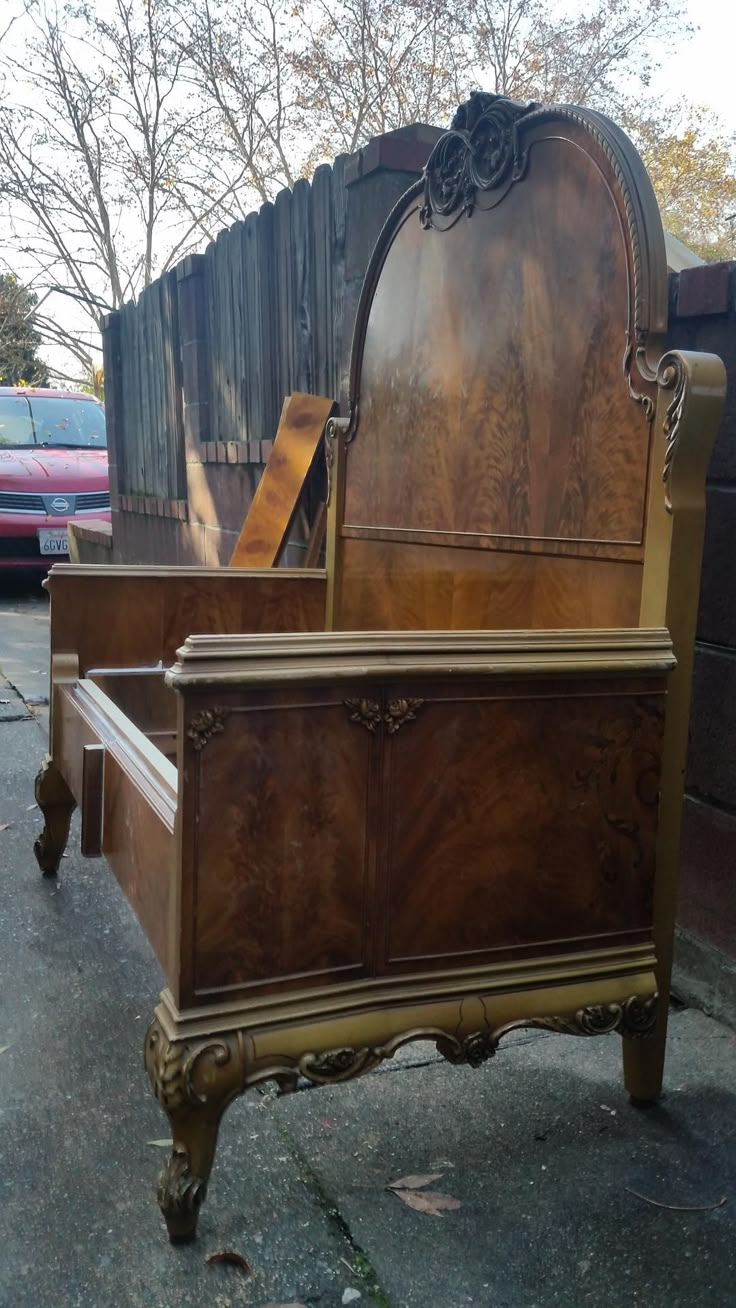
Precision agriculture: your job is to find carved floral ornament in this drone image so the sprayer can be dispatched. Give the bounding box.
[420,91,540,228]
[344,697,425,734]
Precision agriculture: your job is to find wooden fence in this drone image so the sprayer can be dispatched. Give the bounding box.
[105,159,347,500]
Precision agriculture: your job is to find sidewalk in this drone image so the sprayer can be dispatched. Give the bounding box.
[1,611,735,1307]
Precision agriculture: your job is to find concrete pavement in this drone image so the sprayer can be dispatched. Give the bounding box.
[0,577,734,1307]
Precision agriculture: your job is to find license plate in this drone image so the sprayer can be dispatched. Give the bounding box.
[37,528,69,556]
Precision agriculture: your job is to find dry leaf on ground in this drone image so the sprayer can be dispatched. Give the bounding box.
[205,1248,252,1273]
[0,823,11,832]
[387,1173,442,1190]
[391,1188,462,1216]
[0,1045,11,1056]
[146,1138,173,1148]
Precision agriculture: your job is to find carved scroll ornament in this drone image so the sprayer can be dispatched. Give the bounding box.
[657,353,688,512]
[261,994,658,1089]
[421,92,539,228]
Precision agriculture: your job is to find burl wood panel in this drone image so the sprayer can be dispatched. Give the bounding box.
[48,568,326,673]
[337,135,654,631]
[379,680,665,971]
[337,539,642,632]
[182,688,377,1002]
[346,139,650,547]
[229,393,333,567]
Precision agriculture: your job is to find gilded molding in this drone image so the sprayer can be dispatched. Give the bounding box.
[324,415,350,507]
[245,994,658,1090]
[186,707,231,751]
[657,353,688,512]
[144,1021,244,1111]
[499,993,658,1041]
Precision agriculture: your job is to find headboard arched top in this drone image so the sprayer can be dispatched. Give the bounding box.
[331,93,670,633]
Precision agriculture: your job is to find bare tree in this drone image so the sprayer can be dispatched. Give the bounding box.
[289,0,464,162]
[0,0,198,377]
[458,0,686,111]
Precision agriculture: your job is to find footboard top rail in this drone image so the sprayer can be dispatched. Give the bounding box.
[167,627,675,688]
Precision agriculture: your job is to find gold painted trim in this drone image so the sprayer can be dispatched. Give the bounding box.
[168,628,675,689]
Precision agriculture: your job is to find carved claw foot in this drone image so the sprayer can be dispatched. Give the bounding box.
[144,1018,247,1242]
[157,1146,207,1244]
[33,755,76,876]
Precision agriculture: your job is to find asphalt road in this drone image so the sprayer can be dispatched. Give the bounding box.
[0,573,50,730]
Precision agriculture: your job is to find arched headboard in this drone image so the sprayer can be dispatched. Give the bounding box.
[327,92,670,631]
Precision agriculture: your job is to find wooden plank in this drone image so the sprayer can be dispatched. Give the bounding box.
[331,154,348,403]
[257,202,277,445]
[273,187,295,415]
[311,164,331,400]
[229,393,334,568]
[80,743,105,857]
[292,177,314,395]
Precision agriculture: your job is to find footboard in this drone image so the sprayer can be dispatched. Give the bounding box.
[166,628,674,1015]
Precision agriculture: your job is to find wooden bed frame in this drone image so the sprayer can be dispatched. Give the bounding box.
[35,92,726,1243]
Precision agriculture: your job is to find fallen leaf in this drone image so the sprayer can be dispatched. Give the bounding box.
[0,823,11,832]
[0,1045,11,1055]
[387,1173,442,1190]
[342,1290,361,1304]
[391,1188,462,1216]
[206,1249,252,1273]
[27,802,38,811]
[146,1139,173,1148]
[624,1188,727,1212]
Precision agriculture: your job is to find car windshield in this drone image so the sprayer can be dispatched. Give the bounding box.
[0,395,107,448]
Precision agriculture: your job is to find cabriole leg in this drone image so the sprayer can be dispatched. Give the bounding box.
[144,1019,247,1243]
[623,998,668,1107]
[33,754,76,876]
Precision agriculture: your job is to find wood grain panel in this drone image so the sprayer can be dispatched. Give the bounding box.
[379,680,665,970]
[102,751,175,977]
[55,682,176,978]
[336,538,642,631]
[185,688,377,1001]
[344,139,650,550]
[90,671,176,735]
[229,392,334,567]
[47,566,326,673]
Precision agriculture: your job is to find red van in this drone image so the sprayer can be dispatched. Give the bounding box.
[0,387,110,570]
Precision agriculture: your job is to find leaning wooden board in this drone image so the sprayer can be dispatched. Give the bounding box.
[229,392,334,568]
